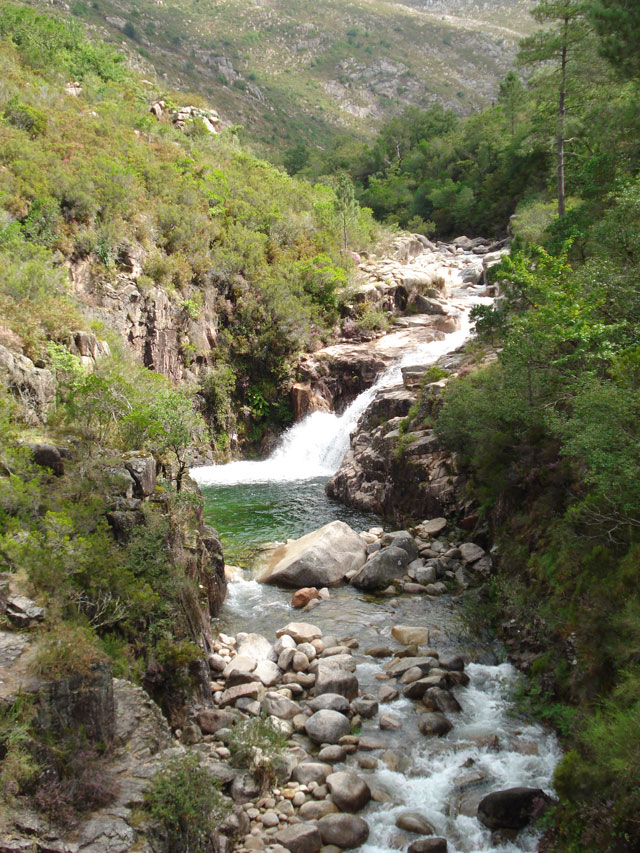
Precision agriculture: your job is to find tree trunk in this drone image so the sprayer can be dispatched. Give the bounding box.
[557,20,568,218]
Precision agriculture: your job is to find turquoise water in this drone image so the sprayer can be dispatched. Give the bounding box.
[201,476,383,568]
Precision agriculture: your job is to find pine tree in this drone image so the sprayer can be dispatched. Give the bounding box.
[518,0,591,217]
[590,0,640,78]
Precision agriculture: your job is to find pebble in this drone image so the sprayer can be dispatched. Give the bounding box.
[262,812,279,828]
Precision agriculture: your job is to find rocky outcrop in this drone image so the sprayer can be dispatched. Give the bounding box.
[257,521,367,587]
[36,662,116,745]
[326,376,462,522]
[0,343,55,424]
[326,346,498,524]
[70,259,220,384]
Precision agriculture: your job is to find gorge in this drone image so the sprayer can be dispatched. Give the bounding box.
[1,1,639,850]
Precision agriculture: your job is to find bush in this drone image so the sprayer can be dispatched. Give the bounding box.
[146,752,230,852]
[227,715,289,791]
[31,624,104,679]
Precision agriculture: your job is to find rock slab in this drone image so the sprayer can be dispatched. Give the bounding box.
[258,521,366,587]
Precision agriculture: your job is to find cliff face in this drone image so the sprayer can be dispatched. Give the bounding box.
[326,348,498,528]
[71,257,221,385]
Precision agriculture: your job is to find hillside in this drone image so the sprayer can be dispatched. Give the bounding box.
[24,0,535,157]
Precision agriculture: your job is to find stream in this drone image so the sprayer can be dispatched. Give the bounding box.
[191,286,560,853]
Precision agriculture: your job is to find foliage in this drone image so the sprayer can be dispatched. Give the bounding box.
[590,0,640,78]
[0,1,378,437]
[0,694,39,806]
[227,715,289,790]
[34,735,118,827]
[146,752,230,852]
[31,623,104,679]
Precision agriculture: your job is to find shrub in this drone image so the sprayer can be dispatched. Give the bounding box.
[31,623,104,679]
[146,752,230,852]
[227,715,289,790]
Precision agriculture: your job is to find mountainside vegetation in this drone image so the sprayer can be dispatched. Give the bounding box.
[306,0,637,242]
[21,0,536,159]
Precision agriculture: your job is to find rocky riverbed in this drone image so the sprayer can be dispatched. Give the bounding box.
[176,519,559,853]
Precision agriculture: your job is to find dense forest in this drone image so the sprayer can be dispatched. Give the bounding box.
[0,0,639,849]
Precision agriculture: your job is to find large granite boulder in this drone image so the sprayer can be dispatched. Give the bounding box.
[350,545,411,590]
[326,771,371,812]
[305,709,351,744]
[477,787,554,830]
[258,521,366,587]
[317,814,369,849]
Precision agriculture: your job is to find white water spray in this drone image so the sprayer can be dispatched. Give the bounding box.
[191,294,492,486]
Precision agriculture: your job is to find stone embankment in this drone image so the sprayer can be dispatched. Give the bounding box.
[292,232,506,417]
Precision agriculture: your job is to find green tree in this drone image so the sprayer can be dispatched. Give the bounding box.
[330,172,357,251]
[590,0,640,77]
[498,71,526,136]
[126,390,207,492]
[518,0,592,217]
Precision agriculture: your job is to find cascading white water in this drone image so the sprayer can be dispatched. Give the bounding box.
[191,294,492,487]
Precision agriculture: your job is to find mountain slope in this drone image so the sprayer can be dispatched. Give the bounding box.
[26,0,536,155]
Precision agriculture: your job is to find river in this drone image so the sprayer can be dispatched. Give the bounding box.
[191,286,559,853]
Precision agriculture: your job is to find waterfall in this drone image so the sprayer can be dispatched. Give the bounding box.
[191,295,492,487]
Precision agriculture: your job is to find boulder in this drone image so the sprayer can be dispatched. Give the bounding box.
[122,452,156,497]
[258,521,366,587]
[292,762,333,786]
[230,772,261,804]
[5,595,45,627]
[236,633,277,663]
[254,659,281,687]
[305,709,351,744]
[28,443,64,476]
[219,682,264,708]
[439,655,465,672]
[309,693,350,715]
[315,667,359,701]
[351,546,411,590]
[477,787,554,830]
[318,744,348,763]
[277,622,323,643]
[292,587,320,608]
[418,713,453,737]
[263,693,302,720]
[197,709,234,735]
[391,625,430,646]
[382,530,420,560]
[459,543,485,564]
[223,655,256,677]
[275,823,322,853]
[410,294,446,314]
[317,814,369,849]
[396,811,436,834]
[386,656,438,678]
[299,800,339,820]
[415,518,447,537]
[408,839,448,853]
[351,697,378,719]
[327,771,371,812]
